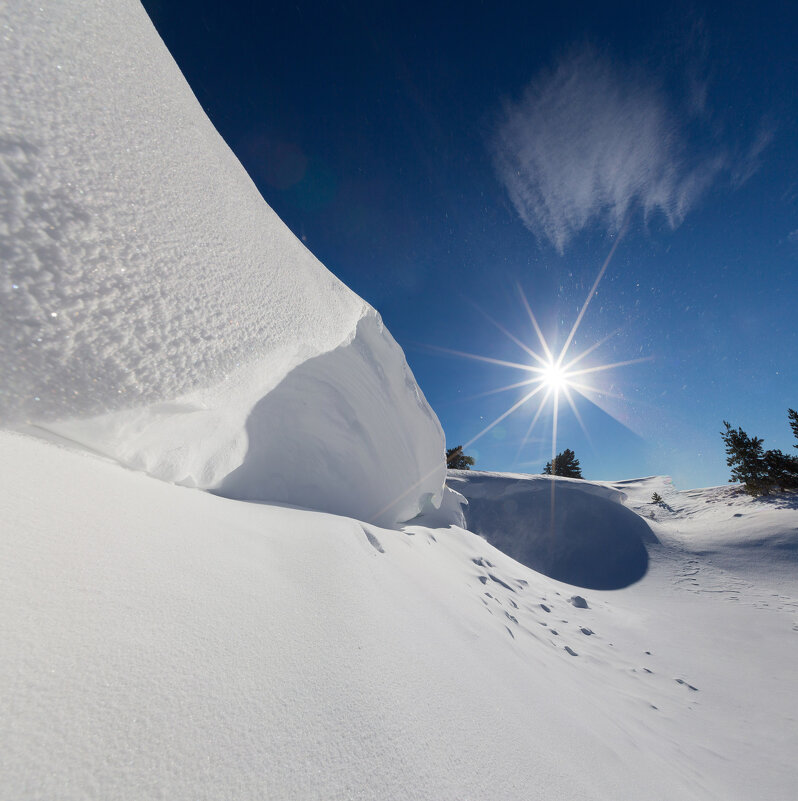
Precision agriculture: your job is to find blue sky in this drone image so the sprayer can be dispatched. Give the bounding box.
[143,0,798,488]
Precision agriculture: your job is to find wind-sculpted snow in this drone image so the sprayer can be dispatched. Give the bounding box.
[0,0,444,522]
[448,471,657,589]
[217,312,445,526]
[4,433,798,800]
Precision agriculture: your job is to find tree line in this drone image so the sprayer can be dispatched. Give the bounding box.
[721,409,798,495]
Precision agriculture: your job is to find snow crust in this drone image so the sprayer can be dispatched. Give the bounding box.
[0,0,444,523]
[3,432,798,800]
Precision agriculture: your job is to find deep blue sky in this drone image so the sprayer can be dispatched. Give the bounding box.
[143,0,798,488]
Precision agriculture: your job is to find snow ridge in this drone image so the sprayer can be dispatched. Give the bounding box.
[0,0,445,523]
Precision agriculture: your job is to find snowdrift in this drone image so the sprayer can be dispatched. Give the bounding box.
[0,0,444,524]
[5,432,798,801]
[448,471,658,589]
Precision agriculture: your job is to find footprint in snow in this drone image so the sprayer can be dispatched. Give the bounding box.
[675,678,699,691]
[564,646,578,656]
[569,595,589,609]
[362,527,384,553]
[472,557,494,568]
[540,603,551,613]
[489,573,516,592]
[580,627,594,636]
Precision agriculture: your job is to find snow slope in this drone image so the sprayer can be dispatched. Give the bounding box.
[3,431,798,800]
[0,0,444,525]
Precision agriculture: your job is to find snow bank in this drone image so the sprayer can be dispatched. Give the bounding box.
[5,432,798,800]
[448,470,657,589]
[0,0,444,523]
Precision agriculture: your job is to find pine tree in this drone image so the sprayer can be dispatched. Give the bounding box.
[446,446,475,471]
[764,448,798,491]
[789,408,798,448]
[720,421,770,495]
[651,492,663,505]
[543,448,582,478]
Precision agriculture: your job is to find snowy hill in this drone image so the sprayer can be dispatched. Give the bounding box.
[2,431,798,800]
[0,0,444,525]
[3,0,798,798]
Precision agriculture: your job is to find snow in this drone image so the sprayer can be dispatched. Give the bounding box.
[447,470,657,589]
[3,431,798,800]
[0,0,444,524]
[3,0,798,797]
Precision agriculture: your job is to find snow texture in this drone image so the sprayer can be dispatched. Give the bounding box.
[3,431,798,800]
[0,0,444,524]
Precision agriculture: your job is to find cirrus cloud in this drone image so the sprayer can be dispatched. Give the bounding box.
[491,46,758,252]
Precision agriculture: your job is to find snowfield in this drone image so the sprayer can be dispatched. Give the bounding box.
[2,432,798,800]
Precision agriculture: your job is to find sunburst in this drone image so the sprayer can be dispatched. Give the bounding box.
[370,236,649,524]
[433,235,650,469]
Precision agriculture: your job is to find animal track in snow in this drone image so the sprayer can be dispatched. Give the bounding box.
[362,527,384,553]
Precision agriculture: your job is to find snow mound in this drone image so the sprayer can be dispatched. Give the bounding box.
[448,470,657,589]
[0,0,444,523]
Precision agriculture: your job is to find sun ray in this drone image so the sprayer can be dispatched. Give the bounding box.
[462,376,541,401]
[423,344,541,373]
[567,355,652,378]
[562,384,592,445]
[463,383,548,450]
[517,284,554,362]
[469,299,549,368]
[561,328,620,372]
[557,228,625,366]
[566,379,627,401]
[513,387,552,464]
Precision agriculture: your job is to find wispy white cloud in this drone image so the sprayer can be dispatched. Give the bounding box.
[490,46,766,252]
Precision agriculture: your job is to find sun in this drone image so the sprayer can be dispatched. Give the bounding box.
[427,234,650,468]
[541,361,569,393]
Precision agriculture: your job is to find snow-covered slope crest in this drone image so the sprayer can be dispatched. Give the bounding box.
[0,0,444,523]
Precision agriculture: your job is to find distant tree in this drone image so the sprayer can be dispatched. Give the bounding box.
[446,446,475,471]
[721,421,770,495]
[543,448,582,479]
[789,408,798,447]
[651,492,663,505]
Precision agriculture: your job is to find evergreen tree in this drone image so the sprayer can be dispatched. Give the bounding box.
[651,492,663,505]
[764,448,798,491]
[721,421,769,495]
[543,448,582,478]
[446,446,475,470]
[721,414,798,495]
